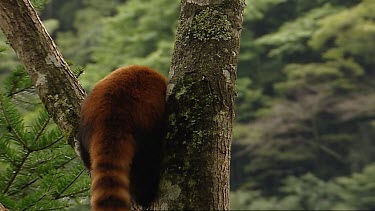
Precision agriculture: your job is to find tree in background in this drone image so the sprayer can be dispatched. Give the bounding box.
[76,0,180,88]
[0,70,89,209]
[231,0,375,209]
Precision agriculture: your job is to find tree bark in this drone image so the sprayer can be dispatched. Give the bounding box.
[0,0,85,147]
[158,0,244,210]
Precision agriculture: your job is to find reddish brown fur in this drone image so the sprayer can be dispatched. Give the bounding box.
[78,65,167,211]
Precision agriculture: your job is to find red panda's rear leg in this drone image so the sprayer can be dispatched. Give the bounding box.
[77,121,93,171]
[130,120,165,207]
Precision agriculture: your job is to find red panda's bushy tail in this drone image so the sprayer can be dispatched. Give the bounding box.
[89,133,135,211]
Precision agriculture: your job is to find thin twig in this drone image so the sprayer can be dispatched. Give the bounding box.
[54,169,85,199]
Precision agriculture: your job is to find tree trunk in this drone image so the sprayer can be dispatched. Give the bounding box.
[0,0,85,147]
[158,0,244,210]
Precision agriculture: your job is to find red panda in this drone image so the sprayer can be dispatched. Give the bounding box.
[77,65,167,211]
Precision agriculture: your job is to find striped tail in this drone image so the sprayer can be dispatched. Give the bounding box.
[90,134,135,211]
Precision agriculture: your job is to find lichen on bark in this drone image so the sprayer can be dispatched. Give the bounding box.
[188,7,232,41]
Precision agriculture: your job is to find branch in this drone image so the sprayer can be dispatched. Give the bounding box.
[54,169,86,199]
[3,151,30,194]
[0,0,86,147]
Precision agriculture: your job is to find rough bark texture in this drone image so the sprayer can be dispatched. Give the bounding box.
[158,0,244,210]
[0,0,85,147]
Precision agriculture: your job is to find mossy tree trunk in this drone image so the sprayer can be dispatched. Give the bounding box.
[0,0,85,146]
[158,0,244,210]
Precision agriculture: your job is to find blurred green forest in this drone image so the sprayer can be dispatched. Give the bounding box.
[0,0,374,210]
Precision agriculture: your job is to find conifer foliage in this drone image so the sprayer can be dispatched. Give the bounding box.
[0,69,89,210]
